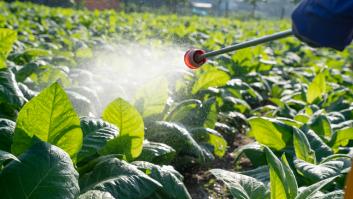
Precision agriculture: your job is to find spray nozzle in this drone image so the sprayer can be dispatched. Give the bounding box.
[184,49,207,69]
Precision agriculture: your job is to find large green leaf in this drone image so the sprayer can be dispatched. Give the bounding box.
[192,66,230,94]
[295,177,337,199]
[293,128,316,164]
[145,121,208,163]
[12,83,83,159]
[306,73,326,104]
[294,159,348,183]
[79,157,163,198]
[248,117,292,150]
[137,141,176,165]
[78,117,119,164]
[0,118,15,152]
[0,28,17,68]
[210,169,268,199]
[134,77,169,118]
[133,161,192,199]
[0,69,26,109]
[0,139,80,199]
[101,98,144,161]
[330,127,353,152]
[265,147,298,199]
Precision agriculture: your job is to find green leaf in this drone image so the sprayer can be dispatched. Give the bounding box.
[0,150,18,165]
[101,98,144,161]
[301,128,333,162]
[66,86,100,114]
[309,113,333,141]
[76,47,93,58]
[222,96,251,113]
[12,48,51,64]
[233,142,266,167]
[320,154,352,164]
[293,128,316,164]
[78,117,119,164]
[23,48,50,57]
[276,118,303,128]
[248,117,292,150]
[330,127,353,152]
[170,98,217,129]
[78,190,115,199]
[137,141,176,165]
[202,97,218,129]
[0,69,26,109]
[12,82,83,159]
[265,146,298,199]
[240,165,270,185]
[192,66,230,94]
[0,139,80,199]
[0,102,17,121]
[294,114,310,124]
[79,157,163,198]
[281,155,298,199]
[67,91,94,117]
[309,190,344,199]
[18,82,37,100]
[15,61,42,82]
[295,177,337,199]
[0,118,15,152]
[268,169,285,199]
[210,169,268,199]
[134,77,168,118]
[30,65,71,88]
[0,28,17,68]
[190,127,227,157]
[294,158,348,183]
[133,161,192,199]
[146,121,208,163]
[306,73,326,104]
[165,99,202,122]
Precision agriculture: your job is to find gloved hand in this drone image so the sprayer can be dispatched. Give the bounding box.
[291,0,353,51]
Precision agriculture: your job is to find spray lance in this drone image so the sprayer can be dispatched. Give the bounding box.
[184,29,293,69]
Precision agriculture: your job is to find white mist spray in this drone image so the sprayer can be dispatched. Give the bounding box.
[75,42,190,115]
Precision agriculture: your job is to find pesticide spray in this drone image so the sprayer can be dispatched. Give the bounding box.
[73,42,188,115]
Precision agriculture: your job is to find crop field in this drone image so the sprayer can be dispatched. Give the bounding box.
[0,2,353,199]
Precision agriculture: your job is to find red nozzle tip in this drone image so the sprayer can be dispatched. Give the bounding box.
[184,49,207,69]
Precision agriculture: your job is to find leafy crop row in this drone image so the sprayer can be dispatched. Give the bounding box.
[0,2,353,199]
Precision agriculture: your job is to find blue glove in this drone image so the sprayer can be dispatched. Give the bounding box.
[291,0,353,51]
